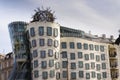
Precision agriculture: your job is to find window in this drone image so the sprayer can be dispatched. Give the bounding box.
[54,28,58,37]
[71,72,76,79]
[48,49,53,57]
[31,39,36,47]
[78,52,83,58]
[70,53,75,60]
[70,42,74,49]
[55,62,60,69]
[100,45,104,52]
[61,51,67,58]
[48,39,52,46]
[54,40,58,47]
[47,27,52,36]
[77,43,82,49]
[91,71,96,78]
[84,54,89,60]
[95,45,99,51]
[39,39,44,46]
[50,70,55,78]
[55,52,59,59]
[42,72,48,79]
[91,62,95,69]
[85,63,89,70]
[86,73,90,79]
[30,27,35,37]
[96,64,100,71]
[71,63,76,69]
[96,55,100,61]
[90,53,94,60]
[61,42,67,49]
[34,70,39,78]
[78,61,83,68]
[84,43,88,50]
[56,72,60,79]
[89,44,94,50]
[33,50,38,58]
[49,59,54,67]
[101,54,105,60]
[63,71,67,78]
[40,50,46,58]
[102,72,107,78]
[34,60,38,68]
[102,63,106,69]
[97,73,101,79]
[39,26,44,36]
[79,71,84,78]
[41,61,47,68]
[62,61,67,68]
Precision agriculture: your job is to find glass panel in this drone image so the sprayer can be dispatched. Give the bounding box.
[39,39,44,46]
[89,44,94,50]
[85,63,89,70]
[77,43,82,49]
[79,71,84,78]
[39,26,44,36]
[84,43,88,50]
[95,45,99,51]
[102,72,107,78]
[31,39,36,47]
[102,63,106,69]
[78,52,83,58]
[91,71,96,78]
[48,49,53,57]
[49,59,54,67]
[70,42,74,49]
[86,73,90,79]
[47,27,52,36]
[61,42,67,49]
[78,61,83,68]
[42,72,48,79]
[63,71,67,78]
[56,72,60,79]
[34,70,39,78]
[33,50,38,58]
[48,39,52,46]
[54,40,58,47]
[70,53,75,60]
[34,60,38,68]
[84,54,89,60]
[71,72,76,79]
[40,50,46,58]
[54,28,58,37]
[100,45,104,52]
[90,53,94,60]
[50,70,55,78]
[55,52,59,59]
[101,54,105,60]
[41,61,47,68]
[71,63,76,69]
[62,61,67,68]
[30,27,35,37]
[61,51,67,58]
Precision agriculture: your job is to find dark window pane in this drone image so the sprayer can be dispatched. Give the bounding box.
[96,55,100,61]
[54,28,58,37]
[54,40,58,47]
[97,73,101,79]
[70,42,74,49]
[48,49,53,57]
[40,50,46,58]
[89,44,94,50]
[30,27,35,37]
[39,26,44,36]
[102,72,107,78]
[42,72,48,79]
[96,64,101,71]
[102,63,106,69]
[49,59,54,67]
[71,63,76,69]
[63,71,67,78]
[39,39,44,46]
[77,43,82,49]
[34,70,39,78]
[78,61,83,68]
[41,61,47,68]
[84,54,89,60]
[61,51,67,58]
[56,72,60,79]
[71,72,76,79]
[34,60,38,68]
[100,45,104,52]
[90,53,94,60]
[50,70,55,78]
[47,27,52,36]
[85,63,89,70]
[95,45,99,51]
[91,71,96,78]
[33,50,38,58]
[62,61,67,68]
[48,39,52,46]
[79,71,84,78]
[84,43,88,50]
[78,52,83,58]
[101,54,105,60]
[61,42,67,49]
[31,39,36,47]
[70,53,75,60]
[91,62,95,69]
[86,73,90,79]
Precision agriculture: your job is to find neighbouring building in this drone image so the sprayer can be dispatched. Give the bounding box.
[7,8,120,80]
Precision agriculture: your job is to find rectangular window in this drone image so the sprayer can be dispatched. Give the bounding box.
[56,72,60,79]
[41,61,47,68]
[89,44,94,50]
[102,72,107,78]
[91,62,95,69]
[96,64,101,71]
[54,40,58,47]
[48,49,53,57]
[40,50,46,58]
[85,63,89,70]
[84,43,88,50]
[34,70,39,78]
[39,39,44,46]
[84,54,89,60]
[96,55,100,61]
[31,39,36,47]
[71,72,76,79]
[78,61,83,68]
[42,72,48,79]
[50,70,55,78]
[62,61,67,68]
[79,71,84,78]
[47,27,52,36]
[34,60,38,68]
[101,54,105,60]
[91,71,96,78]
[49,59,54,67]
[48,39,52,46]
[55,62,60,69]
[90,53,94,60]
[70,42,74,49]
[77,43,82,49]
[71,63,76,69]
[97,73,101,79]
[86,73,90,79]
[78,52,83,58]
[102,63,106,69]
[55,52,59,59]
[54,28,58,37]
[30,27,35,37]
[70,53,75,60]
[100,45,104,52]
[33,50,38,58]
[63,71,67,78]
[95,45,99,51]
[39,26,44,36]
[61,51,67,58]
[61,42,67,49]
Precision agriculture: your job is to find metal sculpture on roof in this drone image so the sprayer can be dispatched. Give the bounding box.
[31,7,56,22]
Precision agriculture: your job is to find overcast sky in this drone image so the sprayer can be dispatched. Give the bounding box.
[0,0,120,53]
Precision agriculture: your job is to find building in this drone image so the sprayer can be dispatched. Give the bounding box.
[0,52,13,80]
[8,8,120,80]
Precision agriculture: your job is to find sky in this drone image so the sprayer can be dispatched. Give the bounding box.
[0,0,120,53]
